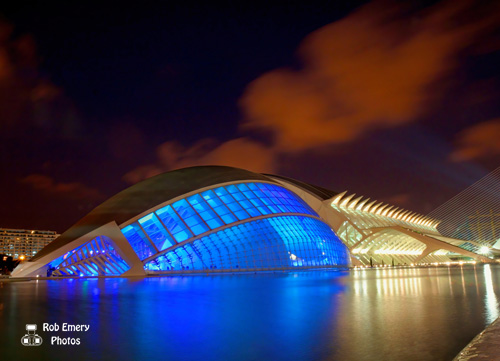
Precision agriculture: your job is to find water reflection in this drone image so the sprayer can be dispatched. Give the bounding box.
[337,265,500,360]
[0,266,499,361]
[354,267,428,297]
[483,264,499,323]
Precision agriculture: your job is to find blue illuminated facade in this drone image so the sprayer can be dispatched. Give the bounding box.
[122,182,349,273]
[144,216,350,272]
[51,236,130,277]
[47,179,350,277]
[121,182,319,261]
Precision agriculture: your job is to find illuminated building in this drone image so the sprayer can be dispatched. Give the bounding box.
[0,228,59,260]
[13,167,350,277]
[12,166,491,277]
[268,175,493,266]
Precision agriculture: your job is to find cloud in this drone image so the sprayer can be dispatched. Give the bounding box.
[382,193,411,208]
[123,138,276,184]
[239,0,500,151]
[21,174,105,201]
[0,20,80,137]
[451,119,500,161]
[123,0,500,184]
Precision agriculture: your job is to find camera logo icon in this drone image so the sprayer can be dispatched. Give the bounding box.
[21,324,43,346]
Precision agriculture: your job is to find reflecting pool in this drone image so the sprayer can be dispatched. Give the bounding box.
[1,265,499,360]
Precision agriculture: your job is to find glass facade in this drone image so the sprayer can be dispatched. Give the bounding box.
[51,236,130,277]
[121,223,156,260]
[46,181,349,277]
[121,182,319,262]
[144,216,350,272]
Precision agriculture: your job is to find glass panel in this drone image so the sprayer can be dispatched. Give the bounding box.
[187,194,224,229]
[213,187,238,210]
[173,199,209,236]
[238,199,261,217]
[225,184,240,194]
[201,190,237,224]
[121,224,156,260]
[156,205,193,242]
[138,214,175,251]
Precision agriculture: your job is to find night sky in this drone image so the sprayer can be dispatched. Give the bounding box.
[1,1,499,232]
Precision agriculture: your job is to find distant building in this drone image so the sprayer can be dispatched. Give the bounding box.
[0,228,60,260]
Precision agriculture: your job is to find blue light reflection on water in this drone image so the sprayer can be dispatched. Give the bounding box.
[1,265,500,361]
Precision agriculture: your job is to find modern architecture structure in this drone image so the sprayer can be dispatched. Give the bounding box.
[0,228,59,260]
[12,166,492,278]
[267,175,493,266]
[428,166,500,255]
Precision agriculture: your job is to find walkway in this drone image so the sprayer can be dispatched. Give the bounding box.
[454,316,500,360]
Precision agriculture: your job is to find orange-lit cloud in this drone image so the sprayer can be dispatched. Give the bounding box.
[240,1,500,151]
[382,193,411,208]
[451,119,500,161]
[124,0,500,184]
[124,138,276,184]
[21,174,105,201]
